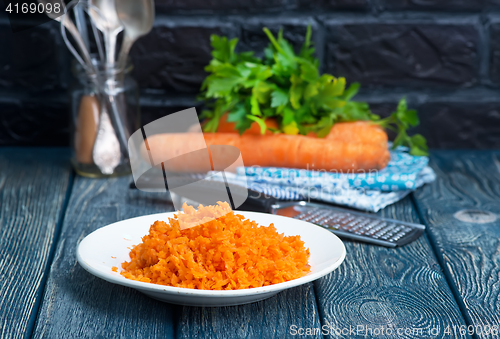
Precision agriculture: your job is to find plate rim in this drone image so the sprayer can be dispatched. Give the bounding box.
[77,210,346,297]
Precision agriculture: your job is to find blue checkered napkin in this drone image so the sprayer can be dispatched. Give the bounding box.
[241,150,429,192]
[222,148,436,212]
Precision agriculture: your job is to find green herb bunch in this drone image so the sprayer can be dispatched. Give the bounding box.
[199,26,428,156]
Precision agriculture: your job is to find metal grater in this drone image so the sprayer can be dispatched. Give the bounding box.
[270,201,425,247]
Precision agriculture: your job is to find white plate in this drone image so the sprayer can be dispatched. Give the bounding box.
[77,211,346,307]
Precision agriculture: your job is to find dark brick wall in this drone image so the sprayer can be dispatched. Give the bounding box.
[131,19,237,93]
[325,19,481,88]
[1,3,500,148]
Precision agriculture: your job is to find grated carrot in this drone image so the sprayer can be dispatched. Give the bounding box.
[120,202,310,290]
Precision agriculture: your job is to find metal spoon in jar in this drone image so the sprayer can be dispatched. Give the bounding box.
[88,0,130,174]
[116,0,155,71]
[89,0,123,66]
[92,101,122,175]
[38,0,93,70]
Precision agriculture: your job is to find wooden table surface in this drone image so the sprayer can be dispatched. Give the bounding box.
[2,148,500,339]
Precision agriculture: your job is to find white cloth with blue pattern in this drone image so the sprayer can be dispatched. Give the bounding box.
[221,148,435,212]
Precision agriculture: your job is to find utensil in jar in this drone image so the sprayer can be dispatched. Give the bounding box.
[92,103,122,175]
[38,0,94,73]
[75,94,100,165]
[89,0,123,66]
[88,0,131,172]
[116,0,155,70]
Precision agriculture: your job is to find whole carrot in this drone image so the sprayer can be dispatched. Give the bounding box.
[144,130,390,172]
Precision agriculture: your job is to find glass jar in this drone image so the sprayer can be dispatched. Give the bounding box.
[70,59,140,177]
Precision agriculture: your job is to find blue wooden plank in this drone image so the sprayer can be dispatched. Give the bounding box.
[175,283,322,339]
[0,148,71,339]
[32,176,177,339]
[313,196,471,339]
[413,150,500,339]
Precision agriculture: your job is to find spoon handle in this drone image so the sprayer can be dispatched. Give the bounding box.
[117,34,134,71]
[104,33,118,67]
[92,100,121,174]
